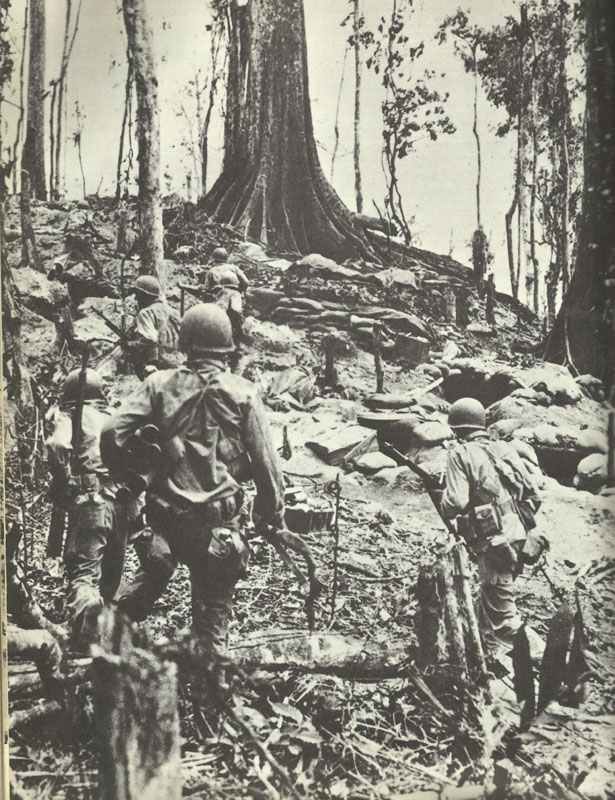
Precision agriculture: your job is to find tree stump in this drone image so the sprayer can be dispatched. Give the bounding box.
[92,609,181,800]
[415,544,488,692]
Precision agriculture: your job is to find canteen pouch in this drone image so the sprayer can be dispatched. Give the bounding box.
[472,502,501,541]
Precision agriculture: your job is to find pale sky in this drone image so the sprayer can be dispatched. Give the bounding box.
[2,0,581,298]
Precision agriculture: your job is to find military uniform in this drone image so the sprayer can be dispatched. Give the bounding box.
[100,355,285,661]
[46,396,137,647]
[441,431,542,656]
[202,263,249,358]
[127,300,182,377]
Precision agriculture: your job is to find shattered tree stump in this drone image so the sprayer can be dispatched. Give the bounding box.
[92,609,181,800]
[415,544,488,701]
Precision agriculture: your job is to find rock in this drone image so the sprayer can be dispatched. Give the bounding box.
[244,318,300,352]
[513,423,607,484]
[354,451,397,474]
[265,258,292,272]
[306,426,369,465]
[291,253,362,281]
[411,420,453,447]
[372,267,419,290]
[247,288,286,314]
[416,363,442,380]
[278,297,324,312]
[466,321,495,336]
[394,334,430,366]
[529,363,582,405]
[574,453,608,493]
[237,242,269,261]
[372,465,413,487]
[576,373,605,401]
[12,266,68,317]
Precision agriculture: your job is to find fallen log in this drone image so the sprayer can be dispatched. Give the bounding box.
[229,631,413,681]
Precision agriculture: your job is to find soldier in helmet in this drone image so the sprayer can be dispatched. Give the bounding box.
[126,275,182,379]
[202,247,249,370]
[100,303,285,676]
[441,397,547,662]
[46,369,138,648]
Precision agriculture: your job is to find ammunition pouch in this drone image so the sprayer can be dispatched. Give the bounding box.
[457,498,515,553]
[145,490,243,532]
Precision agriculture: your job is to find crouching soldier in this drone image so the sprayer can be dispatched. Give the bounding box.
[100,303,285,675]
[46,369,138,649]
[202,247,249,370]
[126,275,182,379]
[440,398,548,663]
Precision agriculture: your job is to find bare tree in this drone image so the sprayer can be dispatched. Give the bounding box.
[116,55,134,202]
[352,0,363,213]
[122,0,164,281]
[330,45,349,181]
[11,0,28,194]
[24,0,46,199]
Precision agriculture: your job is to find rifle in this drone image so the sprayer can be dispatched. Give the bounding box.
[91,307,129,342]
[261,526,325,631]
[46,343,90,558]
[380,440,457,538]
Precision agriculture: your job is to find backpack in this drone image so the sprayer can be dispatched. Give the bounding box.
[477,440,542,531]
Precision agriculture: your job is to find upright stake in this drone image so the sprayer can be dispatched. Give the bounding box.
[373,322,384,393]
[329,474,342,627]
[607,412,615,488]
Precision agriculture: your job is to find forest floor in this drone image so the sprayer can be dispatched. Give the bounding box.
[4,197,615,800]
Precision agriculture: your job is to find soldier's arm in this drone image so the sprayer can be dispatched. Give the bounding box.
[46,411,73,497]
[440,448,471,520]
[243,395,285,529]
[100,378,156,476]
[233,265,249,292]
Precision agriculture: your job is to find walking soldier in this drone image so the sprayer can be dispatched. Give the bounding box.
[100,303,285,673]
[126,275,182,379]
[46,368,138,649]
[440,398,548,662]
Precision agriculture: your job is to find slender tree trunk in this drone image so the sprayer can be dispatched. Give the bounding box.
[203,0,373,260]
[472,46,481,229]
[24,0,46,200]
[331,46,349,181]
[122,0,164,282]
[12,0,28,195]
[54,0,81,199]
[528,33,539,314]
[116,57,134,202]
[48,82,57,197]
[505,152,520,300]
[517,4,529,306]
[201,25,224,198]
[544,0,615,392]
[352,0,363,213]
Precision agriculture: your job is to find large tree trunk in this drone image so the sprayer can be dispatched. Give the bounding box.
[24,0,46,200]
[122,0,164,282]
[202,0,373,260]
[544,0,615,393]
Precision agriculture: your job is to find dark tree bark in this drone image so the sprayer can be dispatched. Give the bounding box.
[544,0,615,393]
[202,0,373,260]
[24,0,46,200]
[122,0,164,282]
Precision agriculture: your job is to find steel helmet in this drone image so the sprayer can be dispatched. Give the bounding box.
[179,303,235,355]
[211,247,229,263]
[448,397,486,431]
[61,368,106,403]
[132,275,161,299]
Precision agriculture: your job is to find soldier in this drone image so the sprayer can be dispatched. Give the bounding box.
[202,247,249,368]
[46,369,138,649]
[100,303,285,674]
[440,398,547,662]
[126,275,182,378]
